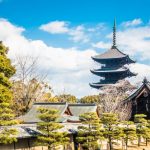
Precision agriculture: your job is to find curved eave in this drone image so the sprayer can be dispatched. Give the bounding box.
[127,56,136,64]
[91,55,127,62]
[128,71,137,77]
[90,69,129,76]
[89,83,105,89]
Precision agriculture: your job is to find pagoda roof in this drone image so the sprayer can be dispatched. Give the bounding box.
[92,46,128,60]
[91,67,129,74]
[89,83,112,89]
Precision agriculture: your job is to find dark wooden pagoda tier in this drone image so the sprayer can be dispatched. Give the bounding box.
[90,67,136,77]
[92,47,135,65]
[120,78,150,120]
[90,19,136,89]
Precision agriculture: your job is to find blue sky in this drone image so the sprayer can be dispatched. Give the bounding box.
[0,0,149,26]
[0,0,150,97]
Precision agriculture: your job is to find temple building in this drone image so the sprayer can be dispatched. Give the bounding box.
[0,103,98,150]
[121,78,150,120]
[90,20,136,89]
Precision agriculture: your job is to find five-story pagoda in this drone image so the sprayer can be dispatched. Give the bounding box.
[90,20,137,89]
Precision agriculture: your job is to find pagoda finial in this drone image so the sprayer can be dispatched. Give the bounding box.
[112,18,117,48]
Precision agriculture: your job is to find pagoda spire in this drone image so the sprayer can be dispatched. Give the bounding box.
[112,18,117,48]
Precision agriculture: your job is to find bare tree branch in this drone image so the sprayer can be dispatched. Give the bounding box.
[12,55,52,116]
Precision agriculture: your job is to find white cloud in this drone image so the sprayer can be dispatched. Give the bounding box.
[0,18,97,98]
[39,21,69,34]
[39,21,89,43]
[92,41,111,49]
[129,63,150,85]
[69,25,89,43]
[2,18,150,97]
[101,20,150,61]
[116,26,150,60]
[122,18,142,27]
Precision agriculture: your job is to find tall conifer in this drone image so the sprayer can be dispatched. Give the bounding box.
[101,113,123,150]
[134,114,150,146]
[37,108,69,150]
[122,121,137,150]
[77,112,103,150]
[0,41,17,144]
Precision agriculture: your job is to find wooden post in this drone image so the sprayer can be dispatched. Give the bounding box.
[28,138,30,150]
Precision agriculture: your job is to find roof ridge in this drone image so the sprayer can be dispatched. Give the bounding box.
[69,103,96,106]
[34,102,67,105]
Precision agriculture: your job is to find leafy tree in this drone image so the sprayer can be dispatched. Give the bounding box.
[80,95,100,104]
[134,114,150,146]
[42,93,59,103]
[122,121,137,150]
[0,41,17,144]
[12,78,52,116]
[12,55,52,116]
[55,94,77,103]
[101,113,123,150]
[76,112,103,150]
[37,107,69,150]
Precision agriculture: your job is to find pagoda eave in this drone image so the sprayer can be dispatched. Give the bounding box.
[90,69,130,76]
[128,72,138,77]
[89,83,106,89]
[89,83,114,89]
[127,56,136,64]
[92,55,127,62]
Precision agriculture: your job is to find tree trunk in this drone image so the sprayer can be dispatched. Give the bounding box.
[126,138,128,150]
[138,137,140,147]
[146,138,148,146]
[109,137,113,150]
[48,146,51,150]
[13,142,16,150]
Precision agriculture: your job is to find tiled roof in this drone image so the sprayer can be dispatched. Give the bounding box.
[19,102,98,123]
[4,123,84,138]
[19,102,68,123]
[92,47,127,60]
[68,103,97,117]
[122,78,150,104]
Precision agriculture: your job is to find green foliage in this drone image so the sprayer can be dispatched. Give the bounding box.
[101,113,123,150]
[37,107,69,150]
[122,121,137,149]
[0,41,17,144]
[134,114,150,146]
[0,128,17,144]
[55,94,77,103]
[12,79,52,116]
[76,112,103,150]
[80,95,100,104]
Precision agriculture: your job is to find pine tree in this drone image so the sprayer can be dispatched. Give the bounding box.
[76,112,103,150]
[0,41,17,144]
[122,121,137,150]
[101,113,123,150]
[146,120,150,146]
[37,107,69,150]
[134,114,150,146]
